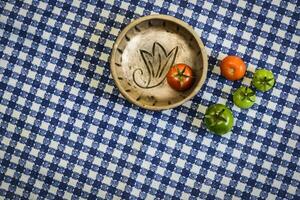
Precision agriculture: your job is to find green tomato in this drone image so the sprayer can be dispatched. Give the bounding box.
[233,86,256,109]
[252,69,275,92]
[204,104,234,135]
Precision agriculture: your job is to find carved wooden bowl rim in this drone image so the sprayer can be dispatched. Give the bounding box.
[110,14,208,110]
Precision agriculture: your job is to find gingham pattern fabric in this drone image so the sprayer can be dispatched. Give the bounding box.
[0,0,299,199]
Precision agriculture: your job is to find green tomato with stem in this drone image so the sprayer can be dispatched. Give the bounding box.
[252,69,275,92]
[233,86,256,109]
[204,104,234,135]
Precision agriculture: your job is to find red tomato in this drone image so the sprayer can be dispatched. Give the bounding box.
[220,56,246,81]
[166,63,193,91]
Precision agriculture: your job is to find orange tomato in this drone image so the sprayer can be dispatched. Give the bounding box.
[220,56,246,81]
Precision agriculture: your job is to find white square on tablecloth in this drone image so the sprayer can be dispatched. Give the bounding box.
[132,140,142,152]
[192,117,202,127]
[252,187,262,198]
[65,99,74,110]
[221,176,231,186]
[76,28,85,38]
[200,183,211,193]
[86,4,96,12]
[277,165,287,176]
[38,1,48,10]
[184,9,193,18]
[242,31,251,41]
[170,172,180,182]
[272,179,282,190]
[70,41,80,51]
[166,138,177,149]
[262,114,272,124]
[49,140,59,150]
[287,185,297,196]
[277,29,286,39]
[252,4,262,13]
[247,154,257,165]
[262,160,272,170]
[213,20,222,30]
[247,18,256,28]
[161,152,171,163]
[166,186,175,196]
[282,152,292,162]
[207,170,216,180]
[131,187,141,198]
[190,164,201,174]
[262,23,272,33]
[232,12,242,21]
[103,130,113,140]
[20,173,30,183]
[112,148,122,159]
[55,81,65,91]
[146,146,156,157]
[98,143,108,154]
[141,160,151,170]
[252,50,262,60]
[152,132,162,143]
[266,10,276,20]
[150,179,160,190]
[232,148,242,159]
[55,127,64,137]
[34,179,44,189]
[5,168,15,178]
[238,44,247,55]
[252,141,262,150]
[35,134,45,144]
[208,33,217,43]
[87,170,97,180]
[287,93,296,103]
[108,162,117,172]
[186,177,195,188]
[4,2,13,11]
[222,38,233,49]
[286,47,296,57]
[203,1,213,10]
[182,144,192,155]
[169,3,178,12]
[216,190,226,199]
[40,121,50,131]
[15,141,25,152]
[79,151,88,161]
[211,156,222,166]
[136,174,146,184]
[176,158,186,169]
[102,175,112,186]
[62,23,71,33]
[277,119,287,129]
[66,12,76,21]
[156,165,166,177]
[25,161,34,170]
[157,120,167,129]
[92,157,102,166]
[138,128,147,137]
[47,18,56,27]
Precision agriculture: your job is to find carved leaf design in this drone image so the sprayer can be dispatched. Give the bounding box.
[152,42,167,77]
[158,46,178,78]
[133,42,178,89]
[140,50,153,86]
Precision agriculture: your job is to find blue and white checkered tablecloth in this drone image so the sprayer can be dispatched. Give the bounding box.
[0,0,299,199]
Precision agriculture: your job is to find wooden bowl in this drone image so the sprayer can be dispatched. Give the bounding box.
[110,15,207,110]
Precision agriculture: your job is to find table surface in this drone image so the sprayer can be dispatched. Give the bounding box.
[0,0,299,199]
